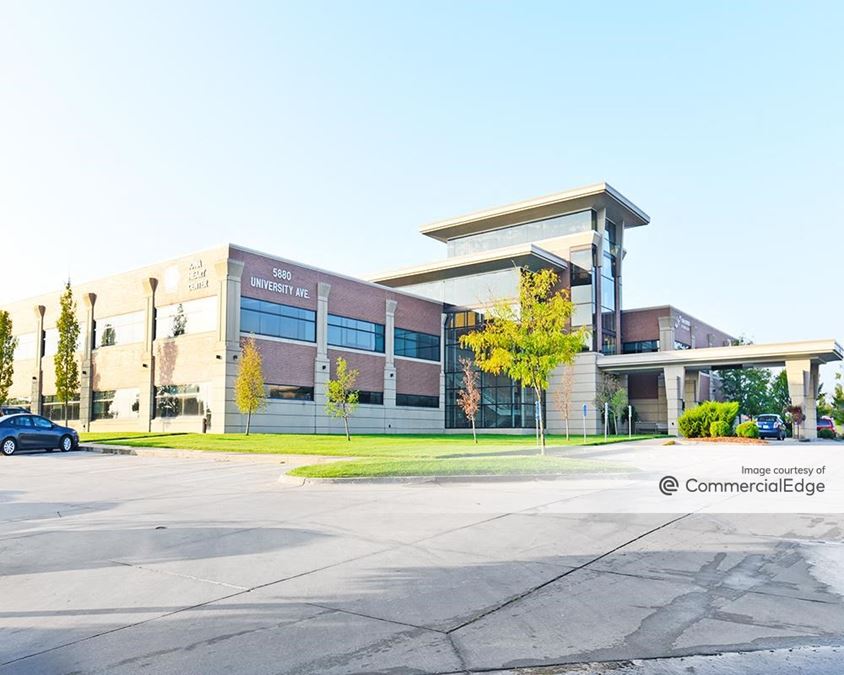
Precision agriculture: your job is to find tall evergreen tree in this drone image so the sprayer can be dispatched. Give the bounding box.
[0,311,18,405]
[54,282,80,426]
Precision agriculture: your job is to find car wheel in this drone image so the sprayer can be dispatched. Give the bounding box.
[1,437,17,456]
[60,435,73,452]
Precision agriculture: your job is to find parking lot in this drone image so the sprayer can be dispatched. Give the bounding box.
[1,447,843,674]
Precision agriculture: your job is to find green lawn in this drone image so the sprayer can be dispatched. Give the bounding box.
[78,432,660,458]
[288,455,624,478]
[77,431,655,478]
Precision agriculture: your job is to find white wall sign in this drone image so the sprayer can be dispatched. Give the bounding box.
[249,266,310,299]
[188,259,209,292]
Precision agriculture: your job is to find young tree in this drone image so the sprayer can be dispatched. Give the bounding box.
[325,356,359,441]
[461,268,587,454]
[831,372,844,427]
[595,374,623,434]
[456,357,481,443]
[610,386,629,436]
[0,311,18,405]
[234,337,266,435]
[54,282,80,426]
[553,364,574,440]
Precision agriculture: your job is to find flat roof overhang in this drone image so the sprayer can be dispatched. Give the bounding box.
[368,243,567,288]
[597,339,844,373]
[419,182,650,243]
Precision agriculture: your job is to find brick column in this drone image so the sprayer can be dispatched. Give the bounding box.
[212,259,244,433]
[314,282,331,432]
[30,305,45,414]
[78,293,96,431]
[383,299,397,413]
[785,358,818,440]
[664,364,686,436]
[139,278,157,431]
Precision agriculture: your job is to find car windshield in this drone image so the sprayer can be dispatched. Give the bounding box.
[757,415,778,422]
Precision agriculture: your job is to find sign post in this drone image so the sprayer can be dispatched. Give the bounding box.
[582,403,587,443]
[604,402,609,440]
[628,404,633,438]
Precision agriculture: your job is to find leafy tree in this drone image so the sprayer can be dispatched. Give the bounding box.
[610,386,629,435]
[719,367,773,418]
[831,383,844,426]
[553,364,574,440]
[768,370,790,415]
[456,357,481,444]
[326,357,359,441]
[817,384,833,418]
[234,337,266,435]
[54,282,80,426]
[595,374,622,434]
[461,268,587,453]
[0,311,18,405]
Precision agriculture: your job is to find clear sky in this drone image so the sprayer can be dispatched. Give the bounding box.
[1,1,841,381]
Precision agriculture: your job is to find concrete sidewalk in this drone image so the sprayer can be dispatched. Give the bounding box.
[1,450,842,673]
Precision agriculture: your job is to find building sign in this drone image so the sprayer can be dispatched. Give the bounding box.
[188,259,209,292]
[249,266,311,299]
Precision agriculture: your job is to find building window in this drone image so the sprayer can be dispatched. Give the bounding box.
[622,340,659,354]
[43,327,82,357]
[92,389,140,420]
[444,311,542,429]
[42,394,80,421]
[396,393,439,408]
[241,297,316,342]
[395,328,440,361]
[357,391,384,405]
[268,385,314,401]
[14,333,37,360]
[94,311,145,348]
[154,384,210,417]
[156,297,217,339]
[447,209,595,257]
[328,314,385,353]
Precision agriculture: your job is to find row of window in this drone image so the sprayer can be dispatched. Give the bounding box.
[241,297,441,360]
[35,383,437,421]
[13,296,442,361]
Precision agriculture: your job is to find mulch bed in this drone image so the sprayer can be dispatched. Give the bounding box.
[679,437,769,445]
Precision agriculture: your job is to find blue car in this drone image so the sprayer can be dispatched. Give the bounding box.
[756,414,786,441]
[0,414,79,456]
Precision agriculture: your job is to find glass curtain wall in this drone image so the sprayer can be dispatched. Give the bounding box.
[444,311,540,429]
[570,246,596,351]
[600,221,619,355]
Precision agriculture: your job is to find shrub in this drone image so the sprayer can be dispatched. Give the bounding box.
[818,429,836,440]
[710,421,731,438]
[678,401,740,438]
[736,421,759,438]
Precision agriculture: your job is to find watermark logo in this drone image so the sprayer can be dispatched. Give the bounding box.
[659,475,679,496]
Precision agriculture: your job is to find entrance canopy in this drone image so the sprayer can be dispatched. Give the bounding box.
[597,339,843,373]
[597,339,843,438]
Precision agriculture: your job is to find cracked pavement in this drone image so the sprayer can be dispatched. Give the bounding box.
[1,446,842,674]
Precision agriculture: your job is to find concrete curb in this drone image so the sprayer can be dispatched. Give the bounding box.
[278,471,640,485]
[79,444,289,463]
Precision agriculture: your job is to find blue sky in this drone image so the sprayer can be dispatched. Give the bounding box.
[0,1,841,380]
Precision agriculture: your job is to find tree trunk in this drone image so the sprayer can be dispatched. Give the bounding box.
[246,409,251,436]
[471,417,477,444]
[343,416,350,441]
[565,416,569,441]
[535,387,546,455]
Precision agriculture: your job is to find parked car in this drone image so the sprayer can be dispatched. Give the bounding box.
[756,414,786,441]
[0,406,29,416]
[818,416,837,437]
[0,414,79,456]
